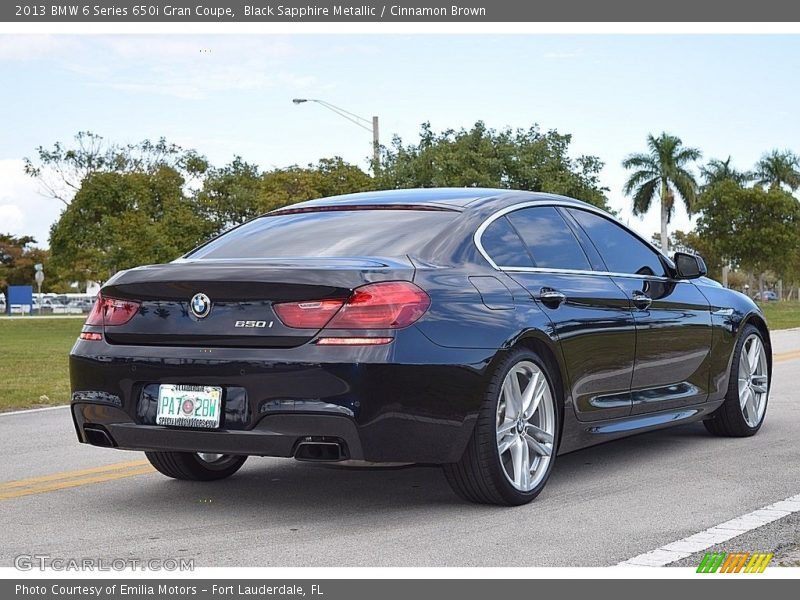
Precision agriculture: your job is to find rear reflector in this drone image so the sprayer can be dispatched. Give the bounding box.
[85,294,141,327]
[79,332,103,341]
[316,337,393,346]
[273,281,430,330]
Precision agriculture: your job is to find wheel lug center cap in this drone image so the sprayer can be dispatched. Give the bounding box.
[516,418,525,434]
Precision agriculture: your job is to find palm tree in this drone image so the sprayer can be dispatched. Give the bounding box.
[753,150,800,191]
[700,156,752,189]
[622,133,701,254]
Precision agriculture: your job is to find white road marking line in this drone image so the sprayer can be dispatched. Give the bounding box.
[0,405,69,417]
[619,492,800,566]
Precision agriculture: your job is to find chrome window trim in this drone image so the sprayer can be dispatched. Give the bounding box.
[473,200,672,279]
[490,265,672,282]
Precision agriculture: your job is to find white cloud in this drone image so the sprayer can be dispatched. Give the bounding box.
[543,50,584,60]
[0,159,63,246]
[0,204,23,232]
[1,35,351,101]
[43,36,320,100]
[100,36,296,62]
[0,35,77,61]
[100,69,319,101]
[101,65,301,100]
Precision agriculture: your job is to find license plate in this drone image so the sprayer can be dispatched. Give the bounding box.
[156,384,222,429]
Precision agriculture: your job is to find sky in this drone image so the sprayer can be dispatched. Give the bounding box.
[1,34,799,247]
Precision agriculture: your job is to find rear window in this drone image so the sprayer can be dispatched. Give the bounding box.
[188,209,458,259]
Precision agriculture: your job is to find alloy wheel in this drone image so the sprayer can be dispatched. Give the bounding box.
[495,360,556,492]
[738,334,769,428]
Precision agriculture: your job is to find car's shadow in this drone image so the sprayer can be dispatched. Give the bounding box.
[109,421,715,516]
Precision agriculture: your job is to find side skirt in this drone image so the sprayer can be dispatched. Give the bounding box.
[557,399,725,455]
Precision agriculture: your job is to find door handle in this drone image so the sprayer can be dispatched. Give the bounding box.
[632,291,652,310]
[537,288,567,307]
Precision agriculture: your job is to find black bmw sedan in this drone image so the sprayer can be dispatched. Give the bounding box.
[70,188,771,505]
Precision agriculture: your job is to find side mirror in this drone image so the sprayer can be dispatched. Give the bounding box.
[673,252,707,279]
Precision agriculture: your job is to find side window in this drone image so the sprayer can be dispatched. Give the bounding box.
[506,207,592,271]
[480,216,533,267]
[568,209,666,277]
[558,208,607,271]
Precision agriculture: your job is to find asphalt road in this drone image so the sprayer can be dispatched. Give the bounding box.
[1,331,799,568]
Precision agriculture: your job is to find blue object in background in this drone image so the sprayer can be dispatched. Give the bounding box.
[7,285,33,314]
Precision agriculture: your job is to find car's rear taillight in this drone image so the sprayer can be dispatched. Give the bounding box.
[84,294,141,327]
[273,282,430,330]
[327,282,430,329]
[273,299,346,329]
[85,297,104,326]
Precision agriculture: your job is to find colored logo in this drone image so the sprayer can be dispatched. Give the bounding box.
[181,398,195,415]
[697,552,773,573]
[190,293,211,319]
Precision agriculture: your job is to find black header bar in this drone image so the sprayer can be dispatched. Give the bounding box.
[4,0,800,22]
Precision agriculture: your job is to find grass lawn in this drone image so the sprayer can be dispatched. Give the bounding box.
[757,301,800,332]
[0,318,83,412]
[1,301,800,413]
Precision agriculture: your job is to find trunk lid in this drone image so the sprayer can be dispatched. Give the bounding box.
[100,257,415,348]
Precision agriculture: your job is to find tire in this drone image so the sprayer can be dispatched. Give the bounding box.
[443,348,560,506]
[704,324,770,437]
[145,451,247,481]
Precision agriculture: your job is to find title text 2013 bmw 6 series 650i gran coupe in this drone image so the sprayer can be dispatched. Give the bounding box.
[69,188,771,505]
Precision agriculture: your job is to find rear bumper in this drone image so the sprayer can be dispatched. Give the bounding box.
[72,406,365,458]
[69,327,495,463]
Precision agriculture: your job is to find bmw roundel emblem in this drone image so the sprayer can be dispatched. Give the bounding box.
[190,293,212,319]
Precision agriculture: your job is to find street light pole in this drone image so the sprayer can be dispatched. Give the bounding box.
[292,98,380,171]
[371,115,380,170]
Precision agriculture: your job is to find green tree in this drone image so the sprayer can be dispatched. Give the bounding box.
[258,157,375,214]
[310,157,376,198]
[622,133,701,254]
[49,167,210,281]
[700,156,752,188]
[196,156,264,232]
[654,230,724,281]
[197,157,375,235]
[375,121,610,210]
[694,180,800,283]
[753,149,800,191]
[0,234,50,294]
[25,131,208,205]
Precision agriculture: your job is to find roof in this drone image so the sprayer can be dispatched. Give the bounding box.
[266,188,599,216]
[269,188,513,212]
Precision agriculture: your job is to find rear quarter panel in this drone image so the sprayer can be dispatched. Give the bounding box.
[411,264,575,453]
[412,266,556,351]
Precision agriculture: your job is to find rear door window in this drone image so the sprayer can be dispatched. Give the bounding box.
[480,216,534,267]
[505,207,592,271]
